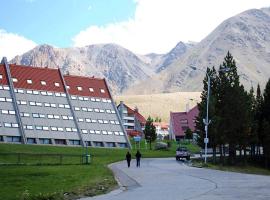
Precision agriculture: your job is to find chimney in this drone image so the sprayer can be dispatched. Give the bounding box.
[119,101,124,121]
[134,106,138,113]
[186,103,190,113]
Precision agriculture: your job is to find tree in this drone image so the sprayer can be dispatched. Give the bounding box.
[144,116,157,150]
[185,128,193,141]
[196,67,219,163]
[262,79,270,168]
[216,51,244,164]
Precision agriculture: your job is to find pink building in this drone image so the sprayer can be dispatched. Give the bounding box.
[169,105,199,140]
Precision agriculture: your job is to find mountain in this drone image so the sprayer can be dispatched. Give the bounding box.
[10,7,270,95]
[125,7,270,94]
[11,43,154,94]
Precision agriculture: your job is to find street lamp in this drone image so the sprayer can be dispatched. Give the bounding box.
[189,66,230,164]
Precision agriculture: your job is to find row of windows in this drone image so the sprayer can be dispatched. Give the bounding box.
[0,86,112,103]
[0,111,120,124]
[0,77,106,93]
[23,124,124,135]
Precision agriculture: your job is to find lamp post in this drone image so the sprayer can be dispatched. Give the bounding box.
[189,66,230,164]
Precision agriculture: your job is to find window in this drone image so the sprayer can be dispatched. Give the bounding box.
[54,115,60,119]
[82,107,87,112]
[68,116,73,120]
[12,123,19,128]
[110,120,115,124]
[90,98,96,102]
[54,82,60,87]
[100,109,105,113]
[40,114,46,118]
[66,85,70,89]
[36,126,42,130]
[74,107,80,111]
[71,96,77,100]
[111,110,116,114]
[26,125,34,130]
[89,88,94,92]
[86,118,91,123]
[40,138,51,144]
[83,97,89,101]
[27,90,33,94]
[64,104,70,109]
[107,99,112,103]
[95,98,101,102]
[102,131,108,135]
[90,130,95,134]
[44,103,50,107]
[180,119,188,124]
[78,118,84,122]
[87,108,93,112]
[106,109,111,114]
[98,119,104,124]
[103,120,108,124]
[41,91,47,95]
[59,104,64,108]
[6,136,21,142]
[27,79,32,84]
[0,97,5,101]
[33,113,39,118]
[114,131,119,135]
[47,92,53,96]
[92,119,97,123]
[58,127,64,132]
[41,81,46,85]
[21,112,30,117]
[61,93,66,97]
[55,93,61,97]
[72,128,77,132]
[119,132,124,136]
[2,110,8,114]
[108,131,113,135]
[51,127,57,131]
[12,78,18,82]
[77,86,82,91]
[62,115,68,120]
[82,129,88,134]
[78,97,83,101]
[115,121,120,125]
[102,99,107,103]
[95,130,101,134]
[0,74,2,79]
[4,122,12,127]
[100,89,105,93]
[70,140,80,145]
[43,126,49,131]
[6,98,12,102]
[3,86,10,90]
[36,102,42,107]
[66,127,72,132]
[9,110,15,115]
[51,103,56,108]
[94,108,99,113]
[17,89,23,94]
[48,114,54,119]
[33,90,39,95]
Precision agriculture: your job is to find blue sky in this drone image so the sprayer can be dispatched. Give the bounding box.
[1,0,136,47]
[0,0,270,59]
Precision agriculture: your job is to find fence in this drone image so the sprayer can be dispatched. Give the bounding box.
[0,153,91,165]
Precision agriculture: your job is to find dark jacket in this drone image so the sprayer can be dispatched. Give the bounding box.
[135,151,141,160]
[126,152,131,161]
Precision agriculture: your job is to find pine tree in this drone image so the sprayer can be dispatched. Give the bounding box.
[262,79,270,168]
[216,51,243,164]
[184,128,193,141]
[144,116,157,150]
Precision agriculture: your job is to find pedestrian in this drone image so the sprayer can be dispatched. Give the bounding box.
[135,150,142,167]
[126,151,131,168]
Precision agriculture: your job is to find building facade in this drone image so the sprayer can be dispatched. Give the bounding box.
[169,105,199,140]
[117,102,146,137]
[0,58,130,148]
[153,122,169,139]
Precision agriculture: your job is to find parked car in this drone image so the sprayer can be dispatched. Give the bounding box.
[176,147,190,161]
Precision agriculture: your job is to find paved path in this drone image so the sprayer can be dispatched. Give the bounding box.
[80,158,270,200]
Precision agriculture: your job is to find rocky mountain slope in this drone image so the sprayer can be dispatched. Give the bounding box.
[125,7,270,94]
[11,43,155,94]
[10,7,270,95]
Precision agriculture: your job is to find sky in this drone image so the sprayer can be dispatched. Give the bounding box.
[0,0,270,59]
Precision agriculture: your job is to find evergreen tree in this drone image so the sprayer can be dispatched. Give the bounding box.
[262,79,270,168]
[144,116,157,150]
[216,51,243,164]
[185,128,193,141]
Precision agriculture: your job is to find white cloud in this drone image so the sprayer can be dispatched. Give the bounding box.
[0,29,37,61]
[73,0,270,54]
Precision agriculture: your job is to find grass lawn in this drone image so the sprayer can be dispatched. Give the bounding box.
[0,141,200,200]
[192,158,270,176]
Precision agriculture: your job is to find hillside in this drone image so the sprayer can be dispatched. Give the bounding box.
[115,92,201,122]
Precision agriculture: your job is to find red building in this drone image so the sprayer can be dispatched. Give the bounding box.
[117,102,146,137]
[169,105,199,140]
[0,57,130,148]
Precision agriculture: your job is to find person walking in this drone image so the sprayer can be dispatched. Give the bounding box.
[126,151,131,168]
[135,150,142,167]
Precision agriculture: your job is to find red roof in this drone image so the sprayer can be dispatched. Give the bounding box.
[153,122,169,130]
[0,64,111,98]
[170,105,199,137]
[122,104,146,125]
[127,130,141,137]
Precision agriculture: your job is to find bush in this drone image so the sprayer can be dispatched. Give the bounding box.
[155,142,168,150]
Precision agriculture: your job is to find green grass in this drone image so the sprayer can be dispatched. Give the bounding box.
[192,158,270,176]
[0,142,200,200]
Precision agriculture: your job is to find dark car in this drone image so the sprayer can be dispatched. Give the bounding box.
[176,147,190,161]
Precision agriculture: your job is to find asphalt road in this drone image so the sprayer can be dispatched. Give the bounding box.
[80,158,270,200]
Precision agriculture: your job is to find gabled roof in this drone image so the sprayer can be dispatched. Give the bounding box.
[170,105,199,137]
[117,103,146,124]
[0,64,111,98]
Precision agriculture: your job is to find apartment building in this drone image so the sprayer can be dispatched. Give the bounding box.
[0,57,130,148]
